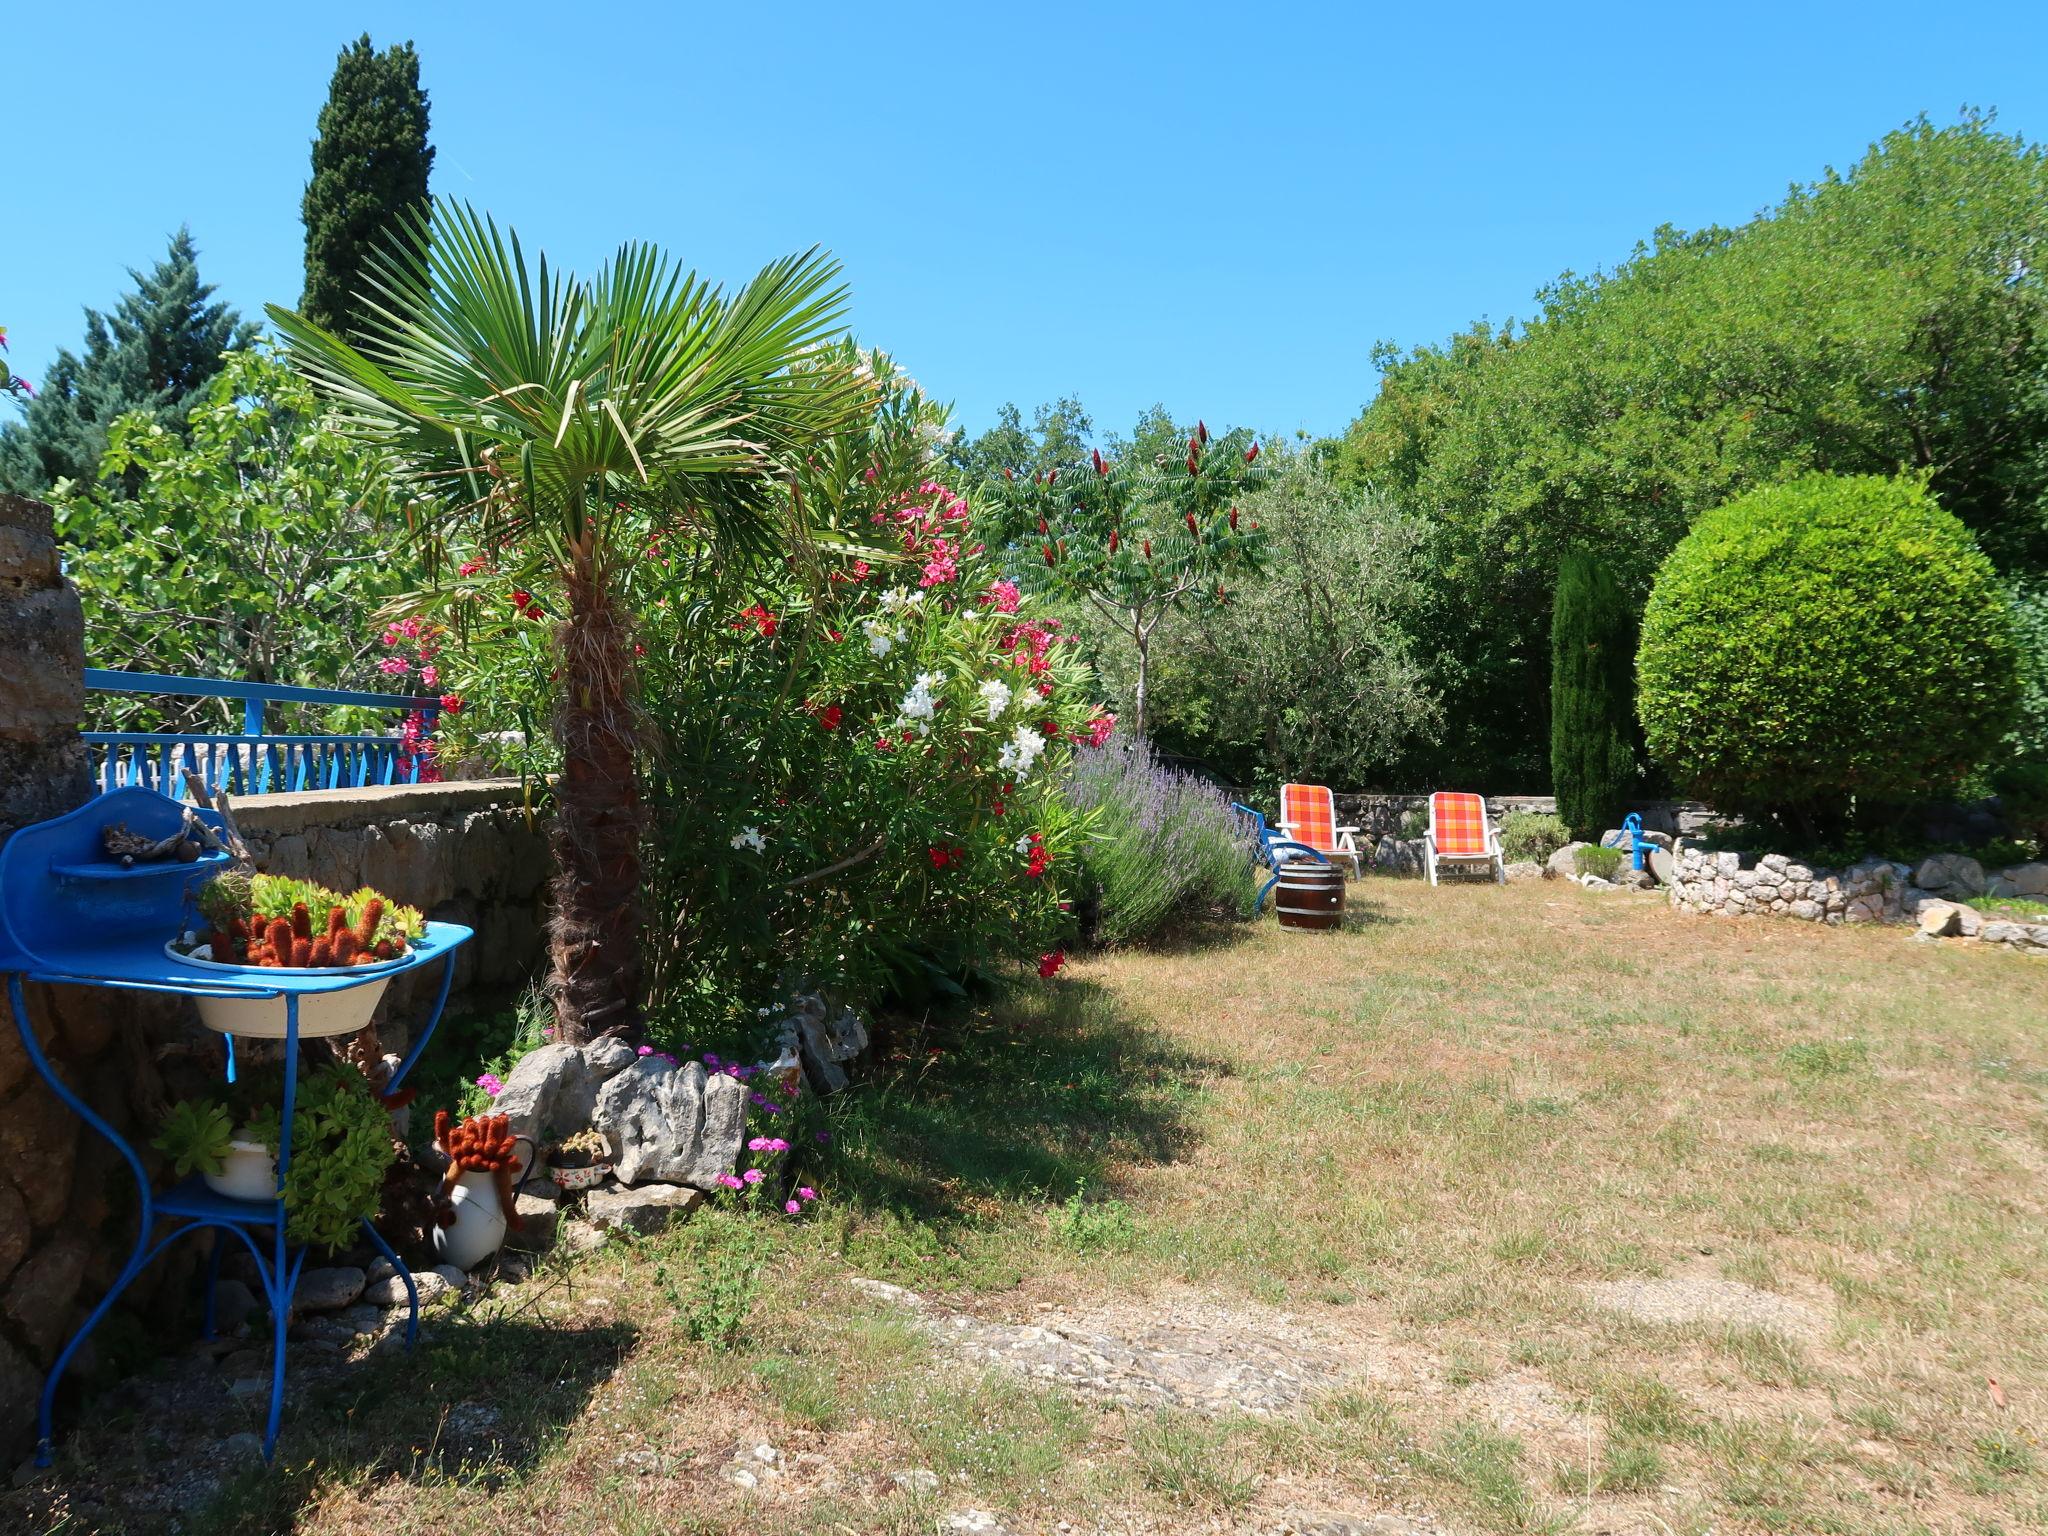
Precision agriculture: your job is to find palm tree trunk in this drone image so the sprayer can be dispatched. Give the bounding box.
[547,543,645,1044]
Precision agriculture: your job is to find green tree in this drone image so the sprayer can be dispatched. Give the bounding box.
[949,396,1095,484]
[979,418,1271,736]
[57,348,418,732]
[0,230,256,494]
[1151,461,1441,790]
[1637,474,2019,836]
[1338,114,2048,786]
[300,34,434,339]
[1549,551,1636,838]
[269,202,861,1043]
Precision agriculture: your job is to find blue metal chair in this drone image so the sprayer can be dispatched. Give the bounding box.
[1232,801,1334,913]
[0,786,471,1464]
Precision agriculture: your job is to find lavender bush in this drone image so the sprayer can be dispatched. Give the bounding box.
[1061,739,1258,945]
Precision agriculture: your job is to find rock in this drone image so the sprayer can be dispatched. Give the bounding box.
[432,1264,469,1291]
[219,1347,269,1379]
[1914,852,1987,898]
[1546,841,1589,877]
[2001,861,2048,897]
[226,1376,270,1400]
[943,1513,1015,1535]
[1372,837,1423,877]
[1916,900,1961,938]
[221,1432,264,1459]
[583,1036,638,1082]
[339,1304,384,1336]
[583,1182,703,1236]
[506,1192,560,1251]
[787,993,871,1095]
[211,1278,262,1331]
[1619,869,1656,891]
[726,1467,758,1490]
[493,1043,599,1145]
[522,1177,562,1202]
[1504,860,1542,883]
[1957,904,1986,937]
[1982,921,2048,951]
[893,1468,941,1494]
[365,1270,452,1308]
[365,1257,396,1285]
[1579,876,1615,891]
[592,1058,748,1188]
[558,1218,607,1255]
[293,1266,365,1312]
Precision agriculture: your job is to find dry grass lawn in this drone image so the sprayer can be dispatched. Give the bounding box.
[12,878,2048,1535]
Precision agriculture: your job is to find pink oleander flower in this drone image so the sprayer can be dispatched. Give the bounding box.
[377,656,408,676]
[419,665,438,688]
[984,579,1021,614]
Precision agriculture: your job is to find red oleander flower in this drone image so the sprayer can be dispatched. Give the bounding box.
[1037,950,1067,979]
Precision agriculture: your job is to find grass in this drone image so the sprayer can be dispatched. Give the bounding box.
[8,879,2048,1534]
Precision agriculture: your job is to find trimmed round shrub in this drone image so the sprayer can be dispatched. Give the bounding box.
[1637,474,2019,822]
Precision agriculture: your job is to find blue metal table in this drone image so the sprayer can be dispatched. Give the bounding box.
[0,786,472,1464]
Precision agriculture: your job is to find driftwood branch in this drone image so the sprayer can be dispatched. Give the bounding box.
[182,771,258,871]
[782,835,887,891]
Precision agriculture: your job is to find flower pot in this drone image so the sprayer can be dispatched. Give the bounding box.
[203,1139,278,1203]
[165,941,407,1039]
[549,1160,611,1193]
[433,1169,508,1271]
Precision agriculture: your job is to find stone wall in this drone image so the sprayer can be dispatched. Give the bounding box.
[234,779,553,1011]
[1668,845,2048,952]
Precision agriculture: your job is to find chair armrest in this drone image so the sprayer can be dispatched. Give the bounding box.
[1267,839,1331,866]
[1335,824,1359,834]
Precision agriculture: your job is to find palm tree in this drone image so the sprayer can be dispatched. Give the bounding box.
[268,202,860,1042]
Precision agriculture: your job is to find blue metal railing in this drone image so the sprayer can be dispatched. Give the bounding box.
[83,670,442,796]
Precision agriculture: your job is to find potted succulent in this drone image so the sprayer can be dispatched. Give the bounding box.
[154,1064,397,1247]
[432,1111,528,1271]
[544,1128,613,1192]
[170,872,425,1038]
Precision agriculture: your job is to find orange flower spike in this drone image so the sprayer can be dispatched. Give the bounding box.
[291,903,312,941]
[334,931,358,964]
[309,938,334,968]
[291,938,313,969]
[266,918,292,955]
[327,905,348,936]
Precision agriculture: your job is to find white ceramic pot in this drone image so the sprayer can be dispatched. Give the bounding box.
[433,1170,507,1272]
[165,942,405,1039]
[203,1139,278,1202]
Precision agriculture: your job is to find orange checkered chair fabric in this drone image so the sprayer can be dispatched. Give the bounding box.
[1280,784,1338,854]
[1430,792,1490,858]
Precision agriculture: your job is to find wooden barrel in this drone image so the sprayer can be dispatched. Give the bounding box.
[1275,861,1345,930]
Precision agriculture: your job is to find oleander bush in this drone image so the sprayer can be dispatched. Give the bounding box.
[1638,474,2021,834]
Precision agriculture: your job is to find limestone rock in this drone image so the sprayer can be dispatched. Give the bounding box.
[1915,900,1960,938]
[211,1279,262,1331]
[1546,841,1589,877]
[432,1264,470,1291]
[1504,860,1542,883]
[293,1266,365,1312]
[583,1182,703,1236]
[1982,921,2048,951]
[2001,862,2048,897]
[365,1269,452,1308]
[592,1058,748,1189]
[494,1043,598,1144]
[1914,852,1987,898]
[507,1193,560,1251]
[583,1036,638,1083]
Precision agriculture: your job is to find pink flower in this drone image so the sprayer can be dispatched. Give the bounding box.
[1037,950,1067,979]
[637,1045,654,1056]
[984,579,1021,614]
[765,1137,789,1152]
[458,558,487,577]
[797,1186,817,1201]
[1085,713,1116,748]
[419,665,439,688]
[475,1072,504,1097]
[785,1200,801,1215]
[377,657,409,676]
[718,1173,744,1190]
[742,1168,765,1185]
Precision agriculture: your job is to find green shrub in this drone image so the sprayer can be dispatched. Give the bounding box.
[1550,551,1637,838]
[1061,740,1256,945]
[1573,846,1624,880]
[1637,474,2020,829]
[1499,810,1569,863]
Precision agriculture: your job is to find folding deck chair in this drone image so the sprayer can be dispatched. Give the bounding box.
[1231,802,1332,914]
[1423,791,1505,885]
[1278,783,1362,877]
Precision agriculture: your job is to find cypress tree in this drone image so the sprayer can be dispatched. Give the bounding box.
[1550,551,1637,839]
[0,229,255,495]
[300,35,434,338]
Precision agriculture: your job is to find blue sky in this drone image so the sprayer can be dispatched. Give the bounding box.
[6,2,2046,445]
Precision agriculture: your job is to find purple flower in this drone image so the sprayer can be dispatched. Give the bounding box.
[475,1072,504,1098]
[760,1101,782,1115]
[815,1131,831,1145]
[742,1168,764,1184]
[705,1053,721,1067]
[637,1045,654,1056]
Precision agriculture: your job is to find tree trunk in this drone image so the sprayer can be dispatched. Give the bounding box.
[1131,630,1150,740]
[546,544,645,1044]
